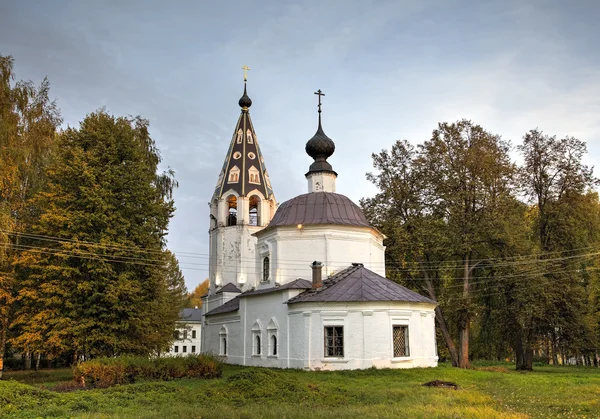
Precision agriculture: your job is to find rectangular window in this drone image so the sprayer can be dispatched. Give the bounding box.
[393,326,410,357]
[324,326,344,357]
[183,330,188,340]
[173,330,180,340]
[192,330,196,339]
[191,345,196,353]
[174,346,178,353]
[183,346,187,353]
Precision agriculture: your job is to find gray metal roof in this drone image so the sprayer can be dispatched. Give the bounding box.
[179,308,203,322]
[204,297,240,316]
[216,283,242,294]
[264,192,371,230]
[205,279,313,317]
[287,264,436,305]
[240,279,312,297]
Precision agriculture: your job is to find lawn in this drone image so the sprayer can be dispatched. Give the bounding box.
[1,362,599,418]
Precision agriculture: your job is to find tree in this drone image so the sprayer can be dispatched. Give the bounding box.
[188,279,210,308]
[363,120,518,369]
[11,110,185,360]
[516,130,598,370]
[0,55,61,377]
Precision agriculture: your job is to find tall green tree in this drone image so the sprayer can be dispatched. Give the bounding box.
[11,110,186,360]
[0,55,60,377]
[363,120,518,369]
[516,130,598,369]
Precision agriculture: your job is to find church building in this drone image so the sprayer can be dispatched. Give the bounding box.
[200,76,438,370]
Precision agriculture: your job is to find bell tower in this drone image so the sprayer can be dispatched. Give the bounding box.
[208,70,277,293]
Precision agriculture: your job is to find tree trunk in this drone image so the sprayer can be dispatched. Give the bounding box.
[551,330,559,365]
[420,265,460,367]
[35,353,41,371]
[434,306,459,366]
[25,351,31,370]
[458,253,470,369]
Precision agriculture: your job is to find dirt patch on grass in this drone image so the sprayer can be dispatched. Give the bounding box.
[422,380,460,390]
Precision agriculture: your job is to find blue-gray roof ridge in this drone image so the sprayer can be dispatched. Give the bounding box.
[240,278,312,297]
[216,283,242,294]
[205,279,313,316]
[287,264,436,305]
[204,297,241,316]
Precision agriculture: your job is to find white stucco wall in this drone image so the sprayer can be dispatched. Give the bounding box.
[255,225,386,285]
[202,296,438,370]
[287,301,438,370]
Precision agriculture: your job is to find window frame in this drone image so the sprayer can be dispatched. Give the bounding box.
[392,325,410,358]
[220,326,228,356]
[254,334,261,356]
[270,334,277,356]
[324,326,344,358]
[262,257,270,282]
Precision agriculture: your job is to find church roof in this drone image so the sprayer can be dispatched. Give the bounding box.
[212,81,274,201]
[216,283,242,294]
[287,264,436,305]
[262,192,371,230]
[179,308,203,322]
[204,279,313,316]
[204,297,240,316]
[241,279,313,297]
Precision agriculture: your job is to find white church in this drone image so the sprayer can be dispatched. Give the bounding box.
[200,79,438,370]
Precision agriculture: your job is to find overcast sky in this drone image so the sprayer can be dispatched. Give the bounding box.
[2,0,599,290]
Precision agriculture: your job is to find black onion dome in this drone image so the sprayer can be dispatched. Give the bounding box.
[238,83,252,109]
[268,192,370,228]
[305,118,336,173]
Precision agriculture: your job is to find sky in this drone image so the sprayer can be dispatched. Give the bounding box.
[1,0,599,291]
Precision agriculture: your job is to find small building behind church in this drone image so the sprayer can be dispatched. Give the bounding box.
[200,79,438,370]
[167,308,202,356]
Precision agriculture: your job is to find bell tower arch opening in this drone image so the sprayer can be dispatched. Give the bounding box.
[226,195,238,226]
[249,195,261,226]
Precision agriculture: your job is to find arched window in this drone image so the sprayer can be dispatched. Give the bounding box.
[262,257,270,282]
[226,195,237,226]
[255,335,261,355]
[220,326,228,356]
[267,318,278,357]
[249,195,260,226]
[271,335,277,356]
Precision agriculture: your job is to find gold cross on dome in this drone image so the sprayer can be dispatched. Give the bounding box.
[242,65,250,81]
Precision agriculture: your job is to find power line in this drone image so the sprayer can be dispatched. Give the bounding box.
[3,229,600,271]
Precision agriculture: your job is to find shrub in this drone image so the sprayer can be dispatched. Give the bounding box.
[73,354,223,388]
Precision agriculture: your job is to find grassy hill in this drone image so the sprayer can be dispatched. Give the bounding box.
[1,363,599,418]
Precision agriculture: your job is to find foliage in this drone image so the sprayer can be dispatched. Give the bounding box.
[361,120,518,368]
[188,279,209,308]
[2,363,600,418]
[10,110,186,360]
[0,54,61,377]
[362,121,600,371]
[73,354,223,388]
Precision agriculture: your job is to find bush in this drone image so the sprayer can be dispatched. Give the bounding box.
[73,354,223,388]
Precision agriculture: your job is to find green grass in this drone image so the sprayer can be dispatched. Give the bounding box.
[2,363,599,418]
